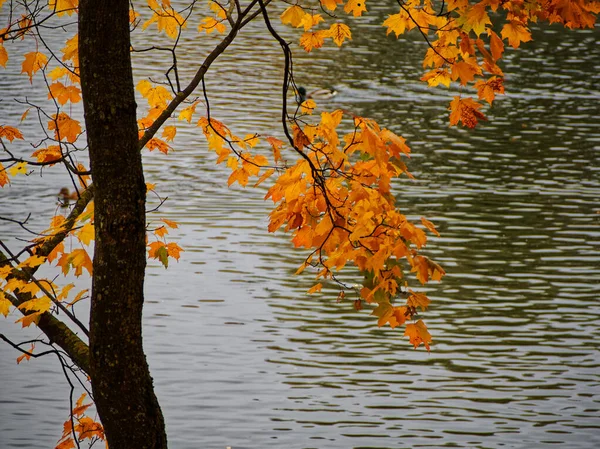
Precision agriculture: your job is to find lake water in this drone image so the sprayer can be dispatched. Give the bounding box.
[1,4,599,449]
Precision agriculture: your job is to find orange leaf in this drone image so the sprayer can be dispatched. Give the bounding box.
[0,126,24,142]
[300,30,329,52]
[280,5,305,27]
[21,52,48,82]
[48,113,82,143]
[448,96,486,128]
[420,217,440,237]
[344,0,367,17]
[328,23,352,46]
[161,218,178,228]
[404,319,432,350]
[501,20,532,48]
[307,283,322,294]
[48,82,81,105]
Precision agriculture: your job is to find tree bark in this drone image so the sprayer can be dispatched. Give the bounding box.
[79,1,167,448]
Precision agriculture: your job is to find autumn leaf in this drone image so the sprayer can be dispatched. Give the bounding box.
[501,20,532,48]
[307,283,323,294]
[489,29,504,60]
[280,5,305,27]
[154,226,168,238]
[320,0,342,11]
[72,393,92,417]
[404,319,432,350]
[328,23,351,46]
[421,69,452,88]
[77,222,95,246]
[344,0,367,17]
[137,80,172,109]
[48,113,82,143]
[48,0,78,16]
[266,136,284,163]
[31,146,61,164]
[451,60,481,85]
[143,3,186,39]
[162,125,177,142]
[461,3,491,36]
[48,82,81,105]
[475,76,504,104]
[22,52,48,82]
[0,125,24,142]
[16,343,35,364]
[145,137,172,154]
[9,162,28,176]
[420,217,440,237]
[0,292,11,317]
[448,96,486,128]
[198,17,226,34]
[300,30,329,52]
[383,12,411,37]
[161,218,178,228]
[0,164,8,187]
[0,43,7,68]
[300,13,324,31]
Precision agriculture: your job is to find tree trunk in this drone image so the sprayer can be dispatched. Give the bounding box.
[79,1,167,448]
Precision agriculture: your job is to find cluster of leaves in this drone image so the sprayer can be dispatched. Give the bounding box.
[55,394,105,449]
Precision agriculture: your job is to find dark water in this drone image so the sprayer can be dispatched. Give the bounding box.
[1,4,599,449]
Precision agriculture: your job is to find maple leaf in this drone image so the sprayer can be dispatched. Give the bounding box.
[48,113,82,143]
[404,319,432,350]
[16,311,43,327]
[143,3,186,39]
[32,146,62,164]
[383,12,411,37]
[162,125,177,142]
[178,101,200,122]
[69,249,93,277]
[19,255,46,269]
[489,30,504,60]
[461,3,492,36]
[55,438,76,449]
[420,217,440,237]
[72,393,92,417]
[307,283,323,294]
[22,52,48,82]
[48,82,81,105]
[198,17,226,34]
[448,96,486,128]
[280,5,305,27]
[77,222,95,245]
[0,125,24,142]
[451,60,481,85]
[74,416,104,440]
[421,69,452,88]
[9,162,28,176]
[48,0,78,16]
[154,226,168,238]
[16,343,35,364]
[145,137,172,154]
[137,80,172,109]
[0,292,11,317]
[475,76,504,104]
[320,0,343,11]
[0,43,7,68]
[328,23,352,46]
[344,0,367,17]
[300,13,324,31]
[254,168,275,187]
[300,30,329,52]
[501,20,532,48]
[161,218,178,228]
[61,34,79,66]
[266,136,284,163]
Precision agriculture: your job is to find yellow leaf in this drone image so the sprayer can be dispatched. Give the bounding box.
[344,0,367,17]
[254,168,275,187]
[48,0,78,16]
[300,99,316,114]
[9,162,27,176]
[137,80,173,109]
[501,20,532,48]
[280,5,305,27]
[69,249,93,277]
[198,16,226,34]
[21,52,48,82]
[383,12,411,37]
[300,30,329,52]
[320,0,343,11]
[328,23,351,46]
[0,292,11,317]
[77,222,95,246]
[16,311,42,327]
[66,289,88,307]
[300,13,324,31]
[266,136,284,163]
[178,101,199,122]
[162,125,177,142]
[57,283,75,301]
[19,255,46,269]
[32,146,62,164]
[166,242,183,260]
[143,6,186,39]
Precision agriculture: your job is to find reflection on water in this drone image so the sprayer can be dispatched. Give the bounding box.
[1,6,599,449]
